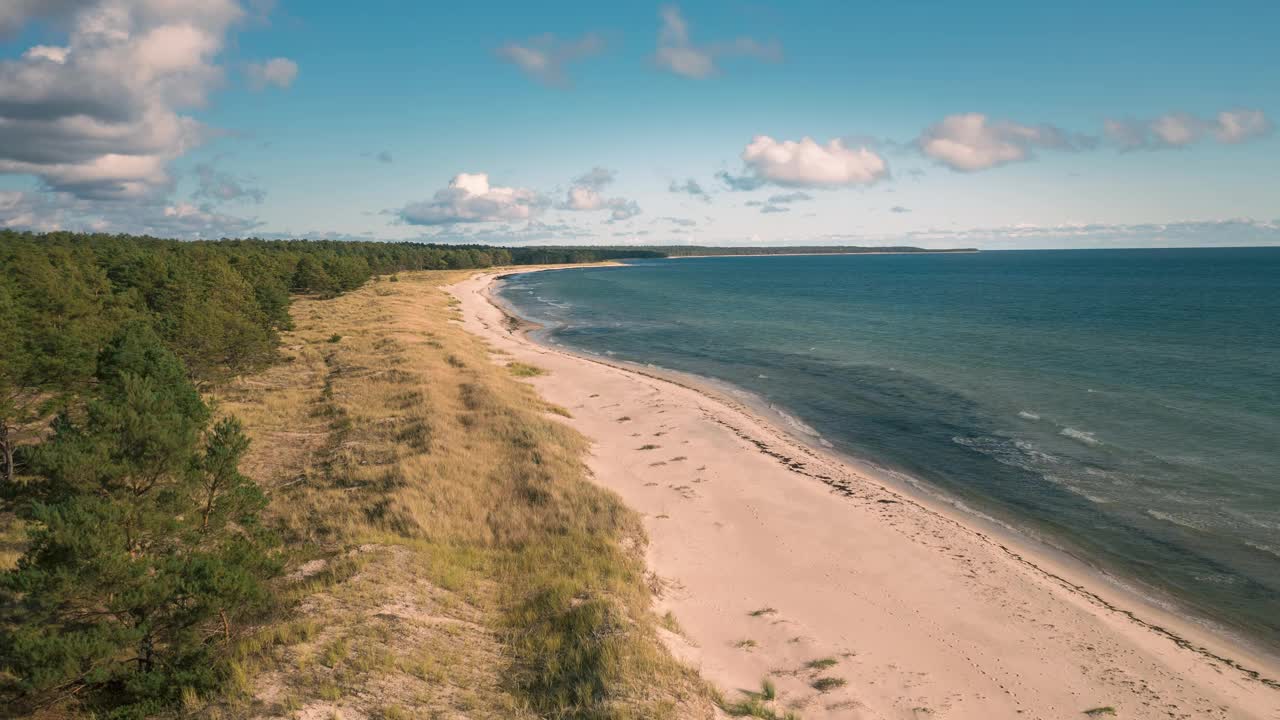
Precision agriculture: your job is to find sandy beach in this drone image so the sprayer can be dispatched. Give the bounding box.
[451,269,1280,720]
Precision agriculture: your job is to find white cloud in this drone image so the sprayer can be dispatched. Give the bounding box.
[1215,109,1272,143]
[1105,109,1272,150]
[23,45,71,63]
[497,33,603,87]
[734,135,888,187]
[398,173,546,226]
[916,113,1087,171]
[0,0,246,200]
[245,57,297,90]
[558,167,642,221]
[0,189,261,238]
[0,1,95,38]
[654,5,780,79]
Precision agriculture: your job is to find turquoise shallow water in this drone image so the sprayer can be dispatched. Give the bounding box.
[499,248,1280,649]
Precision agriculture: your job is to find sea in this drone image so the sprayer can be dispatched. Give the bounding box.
[497,248,1280,651]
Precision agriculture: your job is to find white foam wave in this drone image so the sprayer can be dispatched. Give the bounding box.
[1245,540,1280,558]
[1044,474,1112,504]
[952,436,1062,470]
[1146,509,1208,531]
[1059,427,1101,446]
[771,405,822,438]
[1018,410,1041,421]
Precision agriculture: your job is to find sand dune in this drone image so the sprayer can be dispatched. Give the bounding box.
[452,269,1280,720]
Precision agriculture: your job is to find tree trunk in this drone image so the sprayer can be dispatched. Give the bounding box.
[0,422,13,486]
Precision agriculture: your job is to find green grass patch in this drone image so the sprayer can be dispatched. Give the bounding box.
[506,361,546,377]
[810,676,846,693]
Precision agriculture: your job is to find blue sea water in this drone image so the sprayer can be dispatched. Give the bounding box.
[499,248,1280,649]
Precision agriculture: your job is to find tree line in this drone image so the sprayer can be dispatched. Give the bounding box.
[0,230,657,718]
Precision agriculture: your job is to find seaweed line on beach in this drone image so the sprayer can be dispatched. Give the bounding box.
[699,384,1280,694]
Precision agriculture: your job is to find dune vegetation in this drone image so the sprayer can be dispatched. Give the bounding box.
[208,270,716,718]
[0,231,714,719]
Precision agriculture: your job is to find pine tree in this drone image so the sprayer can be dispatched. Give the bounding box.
[0,323,277,717]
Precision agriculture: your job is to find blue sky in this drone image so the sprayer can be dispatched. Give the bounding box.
[1,0,1277,247]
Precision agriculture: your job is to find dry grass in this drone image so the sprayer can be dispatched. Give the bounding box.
[200,270,715,719]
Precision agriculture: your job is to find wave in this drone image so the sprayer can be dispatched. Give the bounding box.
[1044,474,1112,504]
[1245,541,1280,559]
[770,405,823,439]
[1146,509,1209,531]
[1059,427,1101,446]
[1018,410,1041,421]
[952,435,1062,470]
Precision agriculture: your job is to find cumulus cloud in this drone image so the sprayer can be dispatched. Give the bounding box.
[654,5,780,79]
[398,173,547,226]
[760,204,789,214]
[890,205,911,213]
[916,113,1091,171]
[245,57,297,90]
[1,189,260,238]
[192,162,265,204]
[726,136,888,188]
[558,167,642,221]
[1214,109,1272,143]
[1105,109,1272,150]
[0,1,95,38]
[0,0,247,200]
[497,33,603,87]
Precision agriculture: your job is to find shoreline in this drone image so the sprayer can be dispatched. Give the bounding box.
[452,267,1280,718]
[662,250,979,259]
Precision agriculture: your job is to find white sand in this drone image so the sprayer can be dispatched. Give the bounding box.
[452,269,1280,720]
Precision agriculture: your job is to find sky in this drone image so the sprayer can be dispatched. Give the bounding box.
[1,0,1278,249]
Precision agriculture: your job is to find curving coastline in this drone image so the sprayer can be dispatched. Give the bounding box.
[451,267,1280,719]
